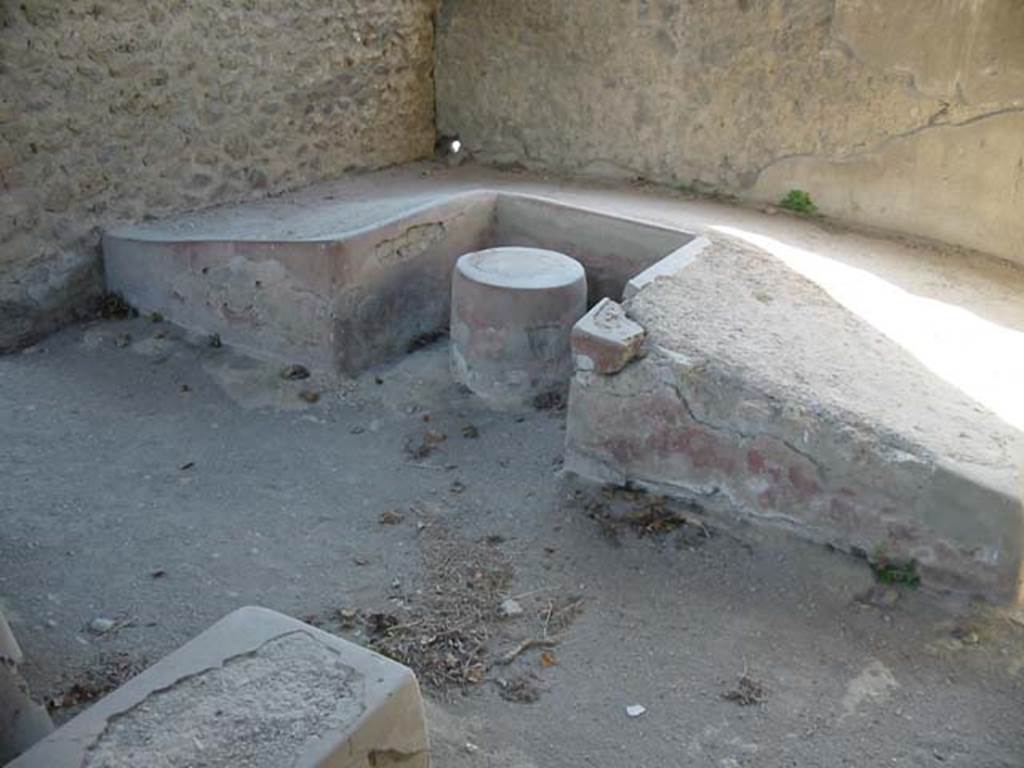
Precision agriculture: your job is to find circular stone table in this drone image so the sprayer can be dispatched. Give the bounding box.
[450,247,588,409]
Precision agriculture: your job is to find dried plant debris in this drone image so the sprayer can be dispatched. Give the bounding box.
[363,511,514,692]
[624,494,688,535]
[379,508,405,525]
[312,500,587,699]
[495,673,542,704]
[539,595,585,638]
[48,652,147,714]
[405,430,447,460]
[96,292,137,320]
[579,486,710,545]
[496,637,561,666]
[722,674,769,706]
[350,506,582,698]
[494,595,583,668]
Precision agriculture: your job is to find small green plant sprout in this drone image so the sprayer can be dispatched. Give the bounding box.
[870,550,921,587]
[779,189,817,215]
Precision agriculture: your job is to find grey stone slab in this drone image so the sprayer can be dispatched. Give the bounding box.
[9,607,429,768]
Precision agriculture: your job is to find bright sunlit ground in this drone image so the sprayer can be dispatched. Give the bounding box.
[714,226,1024,433]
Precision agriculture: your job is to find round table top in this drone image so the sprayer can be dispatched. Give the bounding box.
[456,247,585,290]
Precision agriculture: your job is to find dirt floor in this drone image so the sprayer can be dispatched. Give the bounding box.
[2,316,1024,767]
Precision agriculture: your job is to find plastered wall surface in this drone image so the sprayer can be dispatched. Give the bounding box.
[0,0,439,349]
[437,0,1024,265]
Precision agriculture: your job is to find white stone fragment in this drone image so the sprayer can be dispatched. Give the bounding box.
[499,599,524,617]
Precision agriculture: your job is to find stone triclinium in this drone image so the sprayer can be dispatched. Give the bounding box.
[103,190,694,375]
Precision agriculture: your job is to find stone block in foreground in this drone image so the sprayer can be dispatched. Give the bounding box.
[565,239,1024,603]
[1,610,54,763]
[10,607,429,768]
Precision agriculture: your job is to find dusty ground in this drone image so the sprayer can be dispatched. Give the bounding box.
[2,318,1024,767]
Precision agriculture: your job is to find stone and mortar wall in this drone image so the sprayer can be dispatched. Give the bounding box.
[0,0,439,350]
[437,0,1024,265]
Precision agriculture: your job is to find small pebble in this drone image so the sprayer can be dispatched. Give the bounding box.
[280,364,310,381]
[626,704,646,718]
[88,617,115,634]
[499,599,524,617]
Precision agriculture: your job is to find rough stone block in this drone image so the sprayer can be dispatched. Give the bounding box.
[565,238,1024,604]
[9,607,430,768]
[571,298,646,374]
